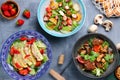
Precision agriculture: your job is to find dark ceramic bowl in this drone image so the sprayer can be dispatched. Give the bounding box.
[1,30,52,80]
[72,33,119,79]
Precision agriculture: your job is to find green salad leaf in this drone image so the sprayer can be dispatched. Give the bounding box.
[7,54,12,64]
[92,68,104,76]
[102,41,109,47]
[104,54,113,62]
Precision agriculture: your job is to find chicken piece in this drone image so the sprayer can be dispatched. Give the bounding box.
[20,47,33,66]
[24,44,36,65]
[31,42,43,61]
[97,54,104,62]
[12,54,28,69]
[100,45,108,53]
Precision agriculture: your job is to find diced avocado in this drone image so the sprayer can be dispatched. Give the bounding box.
[12,41,25,48]
[35,40,47,48]
[7,54,12,64]
[60,26,72,33]
[43,54,49,63]
[29,69,36,75]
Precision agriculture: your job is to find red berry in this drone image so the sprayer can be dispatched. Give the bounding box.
[16,19,24,26]
[1,4,9,11]
[23,9,30,19]
[10,8,16,16]
[3,10,11,17]
[8,5,13,11]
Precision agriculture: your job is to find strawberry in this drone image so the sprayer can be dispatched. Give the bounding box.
[8,5,13,11]
[10,8,16,16]
[23,9,30,18]
[16,19,24,26]
[1,4,9,11]
[3,11,11,17]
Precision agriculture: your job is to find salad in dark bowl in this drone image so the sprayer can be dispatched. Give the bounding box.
[72,33,119,79]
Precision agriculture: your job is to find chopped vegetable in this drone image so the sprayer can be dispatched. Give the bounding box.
[43,0,82,33]
[7,36,49,76]
[92,68,103,76]
[104,54,113,62]
[76,37,114,76]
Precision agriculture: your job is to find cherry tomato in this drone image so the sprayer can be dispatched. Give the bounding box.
[40,49,44,54]
[67,18,72,25]
[35,61,42,67]
[93,45,101,52]
[24,54,30,59]
[47,12,52,17]
[46,6,52,13]
[10,47,20,56]
[20,36,28,41]
[27,38,36,44]
[19,68,29,76]
[15,62,22,69]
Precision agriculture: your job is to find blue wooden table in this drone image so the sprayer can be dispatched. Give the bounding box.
[0,0,120,80]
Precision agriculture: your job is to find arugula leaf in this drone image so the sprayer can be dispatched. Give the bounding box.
[102,41,109,47]
[7,54,12,64]
[56,0,63,2]
[104,54,113,62]
[103,62,109,70]
[92,68,103,76]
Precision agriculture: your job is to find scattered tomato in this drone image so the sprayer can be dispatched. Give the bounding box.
[46,6,52,13]
[35,61,42,67]
[93,45,101,52]
[20,36,28,41]
[40,49,44,54]
[19,68,29,76]
[15,62,22,69]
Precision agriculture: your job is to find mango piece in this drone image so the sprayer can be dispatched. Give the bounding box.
[49,18,57,24]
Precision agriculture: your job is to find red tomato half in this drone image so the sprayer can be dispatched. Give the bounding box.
[20,36,28,41]
[46,6,52,13]
[93,45,101,52]
[35,61,42,67]
[19,68,29,76]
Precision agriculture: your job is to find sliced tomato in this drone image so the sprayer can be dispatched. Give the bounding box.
[46,6,52,13]
[20,36,28,41]
[19,68,29,76]
[27,38,36,44]
[47,12,52,17]
[67,18,72,25]
[10,47,14,56]
[24,54,30,59]
[10,47,20,56]
[35,61,42,67]
[15,62,22,69]
[93,45,101,52]
[40,49,44,54]
[76,56,85,64]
